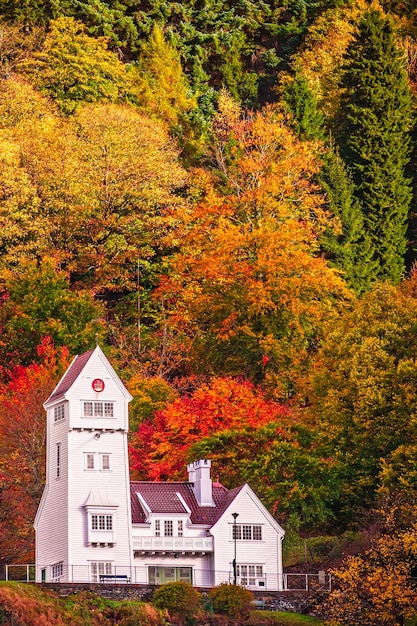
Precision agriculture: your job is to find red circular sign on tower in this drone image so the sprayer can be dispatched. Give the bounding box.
[92,378,105,392]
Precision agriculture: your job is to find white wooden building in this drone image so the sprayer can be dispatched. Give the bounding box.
[34,346,285,589]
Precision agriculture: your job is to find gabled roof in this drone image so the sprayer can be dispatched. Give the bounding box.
[130,481,234,526]
[46,349,95,404]
[44,345,132,406]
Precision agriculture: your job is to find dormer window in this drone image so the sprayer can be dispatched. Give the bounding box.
[83,401,114,418]
[92,514,113,531]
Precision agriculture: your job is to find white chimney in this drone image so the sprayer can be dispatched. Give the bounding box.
[187,459,214,507]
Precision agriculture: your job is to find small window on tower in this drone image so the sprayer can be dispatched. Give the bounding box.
[56,443,61,478]
[84,402,93,416]
[54,404,65,423]
[85,453,95,470]
[101,454,110,470]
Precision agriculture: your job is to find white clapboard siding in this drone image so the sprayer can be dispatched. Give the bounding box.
[35,347,133,583]
[210,485,285,590]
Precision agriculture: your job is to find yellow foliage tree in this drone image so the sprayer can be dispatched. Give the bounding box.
[17,17,139,113]
[73,102,187,291]
[325,526,417,625]
[136,25,196,128]
[284,0,372,118]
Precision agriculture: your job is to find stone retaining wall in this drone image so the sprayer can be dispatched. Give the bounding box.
[39,583,325,613]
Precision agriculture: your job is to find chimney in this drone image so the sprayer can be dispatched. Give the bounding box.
[187,459,214,507]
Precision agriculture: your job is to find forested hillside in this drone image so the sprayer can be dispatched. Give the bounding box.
[1,1,417,605]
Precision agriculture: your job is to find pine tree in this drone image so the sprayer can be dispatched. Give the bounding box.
[339,9,413,284]
[283,63,325,141]
[320,140,377,294]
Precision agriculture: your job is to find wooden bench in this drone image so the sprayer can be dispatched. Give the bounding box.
[99,574,130,584]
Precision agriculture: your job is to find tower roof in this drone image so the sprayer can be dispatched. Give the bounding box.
[45,349,95,404]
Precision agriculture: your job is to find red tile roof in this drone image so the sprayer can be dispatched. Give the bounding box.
[130,481,240,526]
[46,349,95,403]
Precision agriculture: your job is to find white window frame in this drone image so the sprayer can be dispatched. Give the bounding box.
[83,401,114,418]
[54,404,65,423]
[91,514,113,531]
[51,562,63,580]
[90,561,112,583]
[178,520,183,537]
[56,443,61,478]
[85,453,95,470]
[164,520,173,537]
[155,520,161,537]
[100,453,110,470]
[232,524,262,541]
[237,564,265,587]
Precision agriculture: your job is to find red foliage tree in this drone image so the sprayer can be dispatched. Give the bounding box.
[0,338,70,565]
[129,376,290,480]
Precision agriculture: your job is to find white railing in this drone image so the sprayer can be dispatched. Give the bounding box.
[132,536,214,552]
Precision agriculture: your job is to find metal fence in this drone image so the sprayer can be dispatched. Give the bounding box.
[4,564,332,592]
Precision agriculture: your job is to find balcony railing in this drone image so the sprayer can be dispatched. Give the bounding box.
[132,536,214,552]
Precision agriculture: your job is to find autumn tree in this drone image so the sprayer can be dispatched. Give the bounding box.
[17,17,138,113]
[338,8,413,283]
[190,420,340,530]
[308,274,417,524]
[289,1,369,120]
[158,97,351,397]
[0,340,70,565]
[129,376,289,480]
[0,257,104,372]
[127,373,178,433]
[0,135,47,273]
[72,102,187,292]
[324,524,417,625]
[135,25,196,128]
[0,76,97,269]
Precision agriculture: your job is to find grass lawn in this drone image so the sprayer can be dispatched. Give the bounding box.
[254,610,324,625]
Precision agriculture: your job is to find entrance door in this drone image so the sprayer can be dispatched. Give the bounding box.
[148,566,192,584]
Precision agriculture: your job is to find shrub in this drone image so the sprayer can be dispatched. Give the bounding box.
[117,601,164,626]
[152,581,200,619]
[208,584,253,619]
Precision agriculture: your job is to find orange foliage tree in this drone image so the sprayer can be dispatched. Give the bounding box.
[0,339,70,565]
[157,97,351,398]
[129,376,290,480]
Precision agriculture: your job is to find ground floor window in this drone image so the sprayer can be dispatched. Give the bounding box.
[148,566,192,585]
[51,562,63,580]
[237,564,265,587]
[91,561,112,582]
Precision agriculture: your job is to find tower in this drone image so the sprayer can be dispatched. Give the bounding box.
[34,346,133,582]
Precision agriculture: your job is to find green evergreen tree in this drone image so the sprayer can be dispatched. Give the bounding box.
[339,9,413,284]
[320,140,376,293]
[283,63,325,140]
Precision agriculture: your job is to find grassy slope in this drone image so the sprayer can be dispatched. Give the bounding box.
[0,583,325,626]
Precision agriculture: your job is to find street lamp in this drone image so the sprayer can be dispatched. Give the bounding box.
[232,512,239,585]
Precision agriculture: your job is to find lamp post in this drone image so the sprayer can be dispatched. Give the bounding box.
[232,512,239,585]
